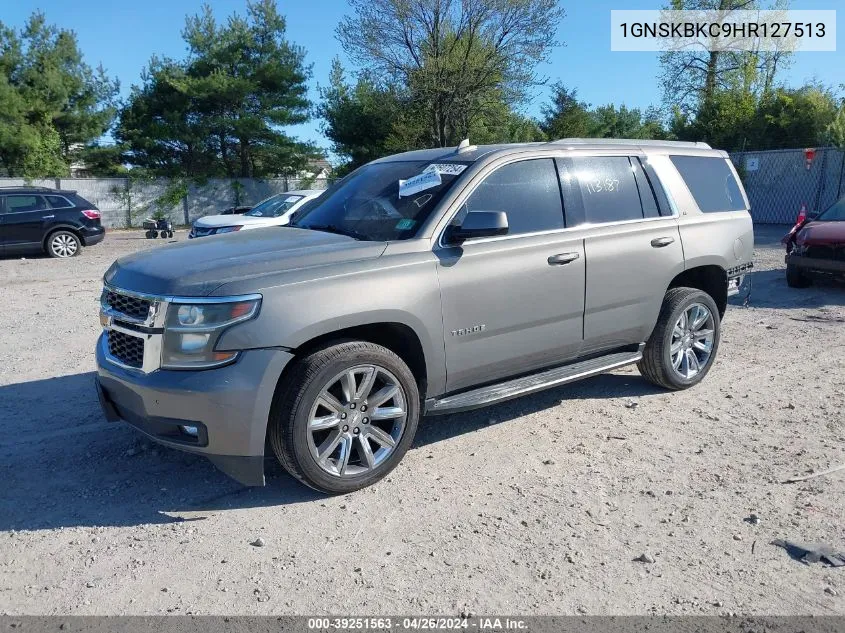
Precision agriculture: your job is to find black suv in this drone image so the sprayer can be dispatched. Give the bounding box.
[0,187,105,258]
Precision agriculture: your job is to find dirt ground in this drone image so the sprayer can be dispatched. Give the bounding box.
[0,225,843,616]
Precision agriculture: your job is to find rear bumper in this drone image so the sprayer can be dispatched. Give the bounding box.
[81,226,105,246]
[95,333,295,485]
[786,253,845,276]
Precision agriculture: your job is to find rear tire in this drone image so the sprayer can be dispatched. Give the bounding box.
[268,341,420,494]
[786,264,811,288]
[638,287,721,390]
[46,230,81,258]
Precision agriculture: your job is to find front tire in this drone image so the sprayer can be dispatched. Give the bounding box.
[638,287,721,390]
[269,341,420,494]
[47,231,81,258]
[786,264,811,288]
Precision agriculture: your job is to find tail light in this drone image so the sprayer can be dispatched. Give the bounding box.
[795,205,807,225]
[81,210,101,220]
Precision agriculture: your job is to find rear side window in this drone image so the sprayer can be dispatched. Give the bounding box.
[45,195,75,209]
[670,155,746,212]
[464,158,564,235]
[5,195,46,212]
[560,156,643,224]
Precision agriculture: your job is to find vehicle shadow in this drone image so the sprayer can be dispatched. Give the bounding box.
[0,369,660,532]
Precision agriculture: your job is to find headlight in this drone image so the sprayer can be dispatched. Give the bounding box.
[161,296,261,369]
[215,226,242,234]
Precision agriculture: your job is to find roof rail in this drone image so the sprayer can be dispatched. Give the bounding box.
[550,138,712,149]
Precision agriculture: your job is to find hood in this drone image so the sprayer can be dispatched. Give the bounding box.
[194,214,281,228]
[796,221,845,246]
[105,227,387,296]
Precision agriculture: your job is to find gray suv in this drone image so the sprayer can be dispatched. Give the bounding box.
[96,139,753,494]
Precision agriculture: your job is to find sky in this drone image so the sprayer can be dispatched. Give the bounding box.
[3,0,843,154]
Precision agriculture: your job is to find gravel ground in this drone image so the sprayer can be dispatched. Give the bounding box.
[0,225,844,616]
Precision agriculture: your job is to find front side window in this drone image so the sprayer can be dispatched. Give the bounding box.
[560,156,643,224]
[670,155,746,213]
[5,195,46,213]
[463,158,564,235]
[292,161,468,241]
[244,194,305,218]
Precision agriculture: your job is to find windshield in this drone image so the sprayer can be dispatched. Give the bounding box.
[817,197,845,221]
[290,161,468,241]
[244,194,305,218]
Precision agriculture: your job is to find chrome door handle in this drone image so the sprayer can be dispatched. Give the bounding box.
[42,215,55,219]
[548,252,580,266]
[651,236,675,248]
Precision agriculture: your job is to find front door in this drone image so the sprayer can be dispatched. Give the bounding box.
[435,158,585,393]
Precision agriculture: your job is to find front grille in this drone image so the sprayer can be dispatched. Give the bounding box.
[190,226,214,238]
[105,290,151,321]
[107,330,144,368]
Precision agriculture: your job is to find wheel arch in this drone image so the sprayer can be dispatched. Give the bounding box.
[668,265,728,318]
[42,225,83,251]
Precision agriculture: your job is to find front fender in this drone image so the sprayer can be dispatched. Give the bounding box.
[215,252,448,396]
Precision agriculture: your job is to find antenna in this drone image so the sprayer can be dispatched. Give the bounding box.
[456,139,476,154]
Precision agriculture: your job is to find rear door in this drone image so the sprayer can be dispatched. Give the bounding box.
[435,157,586,392]
[3,194,50,249]
[558,155,685,354]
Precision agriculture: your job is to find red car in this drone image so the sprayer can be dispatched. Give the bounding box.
[782,197,845,287]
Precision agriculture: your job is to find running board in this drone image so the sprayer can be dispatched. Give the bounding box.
[425,346,644,416]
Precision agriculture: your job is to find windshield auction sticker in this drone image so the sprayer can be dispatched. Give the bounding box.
[423,163,467,176]
[398,170,442,198]
[611,9,836,52]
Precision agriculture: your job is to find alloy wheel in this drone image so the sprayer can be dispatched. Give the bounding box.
[51,234,78,257]
[670,303,715,379]
[307,364,408,478]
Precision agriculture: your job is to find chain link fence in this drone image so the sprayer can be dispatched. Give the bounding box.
[0,176,334,228]
[729,147,845,224]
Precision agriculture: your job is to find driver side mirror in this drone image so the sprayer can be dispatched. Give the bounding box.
[445,210,509,244]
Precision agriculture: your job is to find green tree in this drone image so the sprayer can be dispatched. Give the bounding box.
[827,106,845,148]
[318,60,408,172]
[337,0,564,148]
[540,84,591,140]
[118,0,316,178]
[0,12,119,177]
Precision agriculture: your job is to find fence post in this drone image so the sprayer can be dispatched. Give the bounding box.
[183,192,189,226]
[812,149,829,212]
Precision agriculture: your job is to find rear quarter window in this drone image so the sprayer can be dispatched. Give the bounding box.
[670,155,746,213]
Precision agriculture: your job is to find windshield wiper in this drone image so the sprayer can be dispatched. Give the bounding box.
[298,223,370,241]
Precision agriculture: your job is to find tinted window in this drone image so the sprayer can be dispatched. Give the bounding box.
[45,195,74,209]
[818,197,845,221]
[6,195,46,212]
[670,155,746,212]
[560,156,643,224]
[464,159,563,235]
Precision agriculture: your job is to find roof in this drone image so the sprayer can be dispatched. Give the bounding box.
[376,138,720,164]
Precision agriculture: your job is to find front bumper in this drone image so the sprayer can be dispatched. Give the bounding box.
[786,253,845,277]
[95,333,294,485]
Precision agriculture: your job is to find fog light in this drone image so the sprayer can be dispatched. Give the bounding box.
[181,425,199,437]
